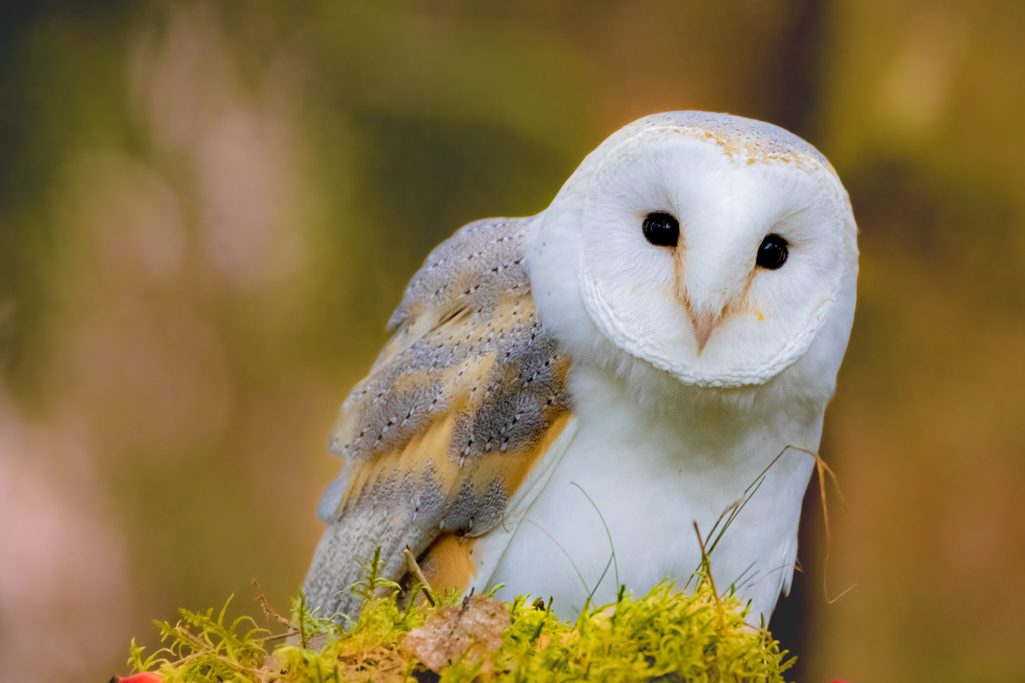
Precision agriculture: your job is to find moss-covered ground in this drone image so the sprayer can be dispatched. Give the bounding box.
[123,555,794,682]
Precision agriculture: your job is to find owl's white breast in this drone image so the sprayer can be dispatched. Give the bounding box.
[468,361,821,623]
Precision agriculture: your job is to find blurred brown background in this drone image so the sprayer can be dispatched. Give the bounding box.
[1,1,1023,681]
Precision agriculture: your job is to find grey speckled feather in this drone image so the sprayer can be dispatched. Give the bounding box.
[303,217,570,619]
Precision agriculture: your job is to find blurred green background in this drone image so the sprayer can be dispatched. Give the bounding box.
[2,1,1024,681]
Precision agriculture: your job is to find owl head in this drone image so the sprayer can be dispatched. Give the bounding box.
[530,112,858,399]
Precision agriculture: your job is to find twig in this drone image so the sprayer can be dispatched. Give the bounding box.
[251,579,292,629]
[693,521,722,611]
[403,545,437,606]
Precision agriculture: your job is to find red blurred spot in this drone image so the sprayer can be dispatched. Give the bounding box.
[116,673,162,683]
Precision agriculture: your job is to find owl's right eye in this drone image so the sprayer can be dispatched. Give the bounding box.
[642,212,680,248]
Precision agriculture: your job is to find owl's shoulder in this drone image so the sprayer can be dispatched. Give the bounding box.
[334,215,567,465]
[387,217,535,333]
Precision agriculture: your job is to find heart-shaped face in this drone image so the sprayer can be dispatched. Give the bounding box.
[534,112,858,389]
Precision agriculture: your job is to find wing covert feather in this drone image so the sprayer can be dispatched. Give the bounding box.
[303,217,572,617]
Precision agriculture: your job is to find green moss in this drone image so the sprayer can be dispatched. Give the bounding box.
[126,561,793,683]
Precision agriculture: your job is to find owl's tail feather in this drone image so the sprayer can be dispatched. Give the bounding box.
[303,495,437,623]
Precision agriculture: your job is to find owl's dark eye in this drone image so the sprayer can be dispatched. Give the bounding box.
[756,234,789,270]
[642,212,679,248]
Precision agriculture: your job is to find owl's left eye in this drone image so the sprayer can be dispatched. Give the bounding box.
[756,234,789,270]
[642,212,679,248]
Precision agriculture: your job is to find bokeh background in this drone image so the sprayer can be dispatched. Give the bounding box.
[2,1,1024,681]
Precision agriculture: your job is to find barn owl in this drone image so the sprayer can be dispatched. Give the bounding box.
[304,111,858,624]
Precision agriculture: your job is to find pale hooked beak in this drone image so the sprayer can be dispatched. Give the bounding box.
[674,248,732,355]
[686,306,721,354]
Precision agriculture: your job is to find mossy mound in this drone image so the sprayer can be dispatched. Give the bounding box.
[125,566,793,682]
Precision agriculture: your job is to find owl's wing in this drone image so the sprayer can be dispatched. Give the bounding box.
[303,217,572,618]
